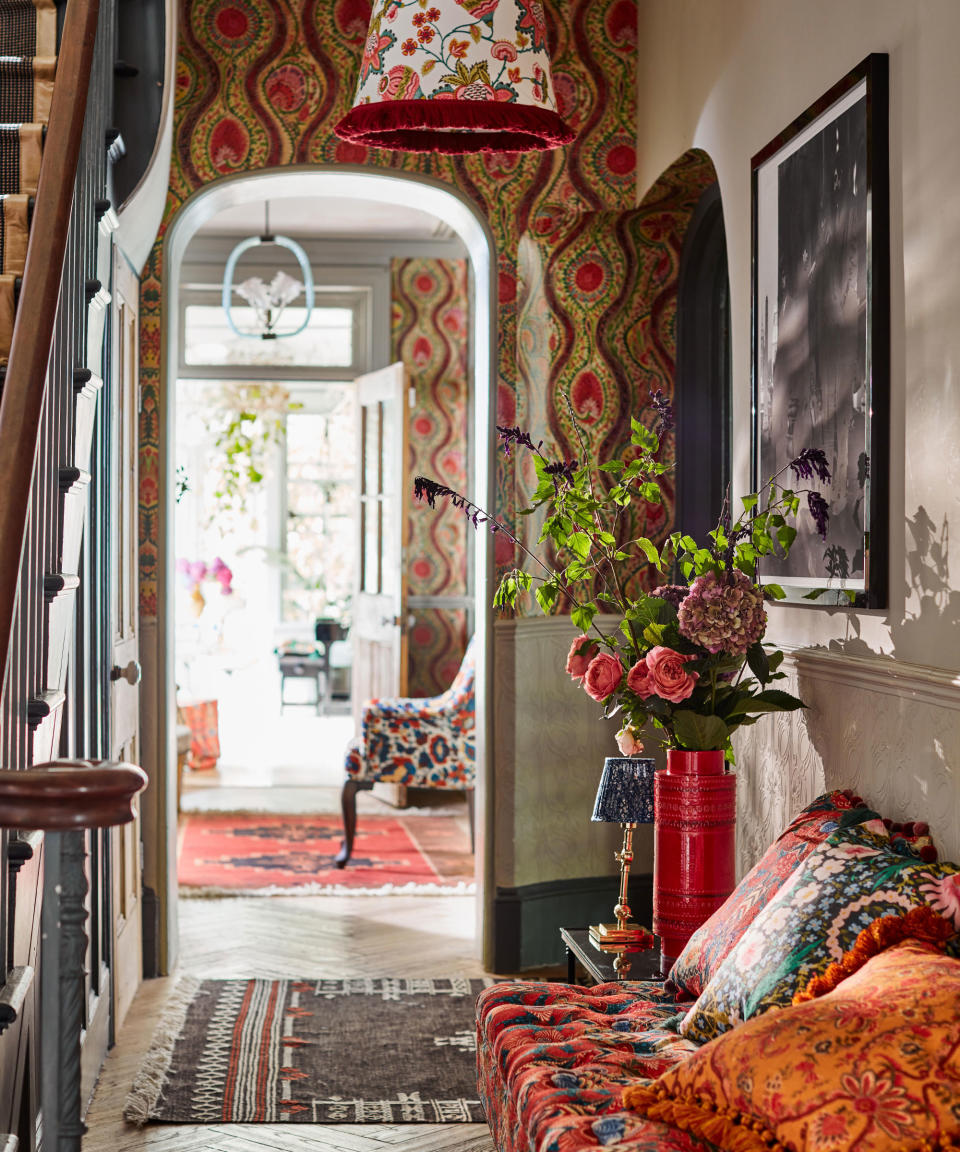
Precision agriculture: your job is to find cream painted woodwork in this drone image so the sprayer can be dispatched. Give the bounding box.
[110,250,143,1029]
[734,649,960,875]
[352,363,411,734]
[84,894,496,1152]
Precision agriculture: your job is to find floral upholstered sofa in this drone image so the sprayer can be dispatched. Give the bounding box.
[476,790,960,1152]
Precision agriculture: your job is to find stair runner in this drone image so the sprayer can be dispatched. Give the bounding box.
[0,0,56,363]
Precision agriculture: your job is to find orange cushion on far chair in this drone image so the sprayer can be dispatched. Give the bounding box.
[624,938,960,1152]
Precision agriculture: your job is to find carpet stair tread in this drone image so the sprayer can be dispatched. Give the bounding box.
[0,122,44,195]
[0,55,55,122]
[0,193,31,274]
[0,0,56,57]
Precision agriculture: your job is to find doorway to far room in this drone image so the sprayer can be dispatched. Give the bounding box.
[170,191,477,899]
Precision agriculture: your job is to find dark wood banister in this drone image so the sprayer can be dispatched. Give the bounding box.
[0,0,103,679]
[0,760,147,829]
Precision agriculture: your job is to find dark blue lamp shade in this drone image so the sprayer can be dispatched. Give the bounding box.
[591,757,656,824]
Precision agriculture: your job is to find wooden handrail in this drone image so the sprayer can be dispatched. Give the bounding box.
[0,0,102,679]
[0,760,147,829]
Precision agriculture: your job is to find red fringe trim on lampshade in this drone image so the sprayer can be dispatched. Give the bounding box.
[334,99,575,154]
[792,905,954,1004]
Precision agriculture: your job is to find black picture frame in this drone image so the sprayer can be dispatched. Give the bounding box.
[751,54,889,608]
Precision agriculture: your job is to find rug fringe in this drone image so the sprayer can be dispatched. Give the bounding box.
[179,880,476,898]
[122,975,203,1126]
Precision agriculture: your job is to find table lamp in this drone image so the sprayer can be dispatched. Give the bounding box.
[590,757,656,967]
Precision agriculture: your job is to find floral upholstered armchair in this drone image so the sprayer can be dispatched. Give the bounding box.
[336,638,476,867]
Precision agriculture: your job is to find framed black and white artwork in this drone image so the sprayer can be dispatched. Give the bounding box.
[751,54,889,608]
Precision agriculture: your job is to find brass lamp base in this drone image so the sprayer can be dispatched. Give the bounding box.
[589,923,655,953]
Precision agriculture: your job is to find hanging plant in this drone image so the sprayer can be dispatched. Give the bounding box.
[204,382,300,524]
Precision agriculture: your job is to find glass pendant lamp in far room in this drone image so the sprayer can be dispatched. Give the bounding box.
[221,202,315,340]
[334,0,575,154]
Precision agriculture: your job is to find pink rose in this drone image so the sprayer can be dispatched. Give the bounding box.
[626,658,655,699]
[565,635,595,682]
[645,646,699,703]
[583,653,623,702]
[615,726,644,756]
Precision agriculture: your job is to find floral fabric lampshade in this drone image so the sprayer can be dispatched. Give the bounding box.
[335,0,575,154]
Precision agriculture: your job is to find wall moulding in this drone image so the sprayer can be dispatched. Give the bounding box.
[786,646,960,711]
[738,644,960,877]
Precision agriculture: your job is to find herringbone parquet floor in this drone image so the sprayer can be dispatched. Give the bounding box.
[84,893,500,1152]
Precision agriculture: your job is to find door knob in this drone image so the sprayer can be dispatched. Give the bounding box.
[111,660,142,686]
[381,615,401,628]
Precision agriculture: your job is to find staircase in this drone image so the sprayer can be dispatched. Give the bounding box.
[0,0,142,1147]
[0,0,55,364]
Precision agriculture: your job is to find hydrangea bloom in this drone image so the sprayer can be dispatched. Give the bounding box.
[677,570,767,656]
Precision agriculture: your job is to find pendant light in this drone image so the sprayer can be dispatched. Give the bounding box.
[221,203,316,340]
[334,0,574,154]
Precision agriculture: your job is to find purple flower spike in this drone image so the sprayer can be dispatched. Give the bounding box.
[650,584,688,610]
[544,459,579,486]
[807,491,830,540]
[496,426,541,457]
[649,389,675,437]
[413,476,503,537]
[790,448,832,485]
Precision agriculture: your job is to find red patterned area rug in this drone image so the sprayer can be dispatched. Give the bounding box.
[177,812,474,895]
[124,976,492,1125]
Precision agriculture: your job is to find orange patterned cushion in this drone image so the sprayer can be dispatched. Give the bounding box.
[624,940,960,1152]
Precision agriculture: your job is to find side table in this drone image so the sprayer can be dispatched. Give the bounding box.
[560,927,665,984]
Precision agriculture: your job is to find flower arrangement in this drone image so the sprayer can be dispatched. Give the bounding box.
[414,394,832,758]
[176,557,234,616]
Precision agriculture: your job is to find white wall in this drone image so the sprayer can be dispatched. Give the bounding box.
[636,0,960,865]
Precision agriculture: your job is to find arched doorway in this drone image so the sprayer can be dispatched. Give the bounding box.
[151,167,496,971]
[675,181,732,545]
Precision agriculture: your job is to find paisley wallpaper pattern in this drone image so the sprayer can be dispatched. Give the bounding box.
[391,256,470,695]
[139,0,640,615]
[514,149,717,595]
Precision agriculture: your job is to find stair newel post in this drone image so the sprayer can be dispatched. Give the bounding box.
[40,829,90,1152]
[0,760,147,1152]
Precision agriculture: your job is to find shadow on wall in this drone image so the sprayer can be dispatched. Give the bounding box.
[791,506,959,862]
[807,505,958,661]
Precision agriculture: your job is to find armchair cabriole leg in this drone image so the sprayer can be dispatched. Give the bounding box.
[336,778,373,868]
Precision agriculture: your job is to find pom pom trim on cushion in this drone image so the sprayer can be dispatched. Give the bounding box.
[622,1084,786,1152]
[792,904,954,1003]
[623,1081,960,1152]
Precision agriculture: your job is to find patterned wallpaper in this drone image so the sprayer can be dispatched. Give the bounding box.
[138,0,639,615]
[391,256,470,695]
[514,149,717,595]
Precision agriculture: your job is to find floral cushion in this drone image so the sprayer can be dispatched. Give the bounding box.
[624,939,960,1152]
[666,789,872,999]
[344,638,474,787]
[476,980,705,1152]
[679,820,960,1044]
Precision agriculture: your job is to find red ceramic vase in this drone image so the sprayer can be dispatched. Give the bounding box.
[652,749,737,973]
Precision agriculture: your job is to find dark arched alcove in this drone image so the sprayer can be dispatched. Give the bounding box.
[675,182,731,547]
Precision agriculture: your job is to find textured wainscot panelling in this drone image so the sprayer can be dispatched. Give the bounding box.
[734,650,960,874]
[493,616,658,889]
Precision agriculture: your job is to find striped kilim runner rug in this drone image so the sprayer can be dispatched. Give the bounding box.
[125,976,493,1125]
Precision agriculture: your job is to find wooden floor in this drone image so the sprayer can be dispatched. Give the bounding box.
[84,893,499,1152]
